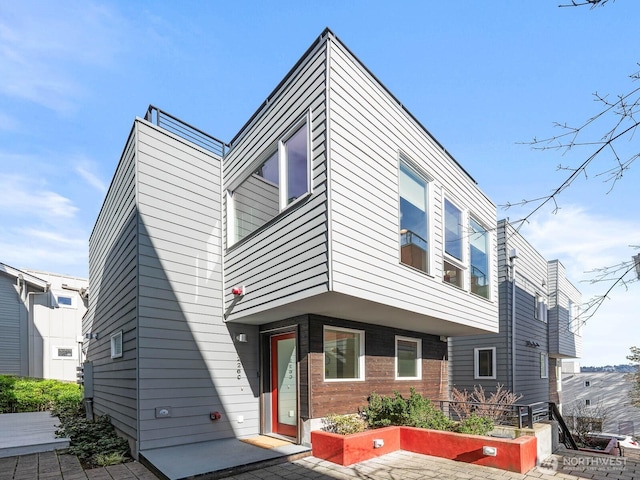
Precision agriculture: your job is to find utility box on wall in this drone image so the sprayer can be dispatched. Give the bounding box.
[83,361,94,398]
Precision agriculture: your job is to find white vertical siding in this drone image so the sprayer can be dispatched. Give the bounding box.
[136,120,257,450]
[326,37,498,333]
[223,39,329,320]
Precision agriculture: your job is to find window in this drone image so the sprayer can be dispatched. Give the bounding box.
[399,161,429,272]
[324,326,364,381]
[585,399,591,406]
[443,199,464,288]
[469,218,489,298]
[53,291,76,309]
[585,380,590,387]
[230,119,310,244]
[474,347,496,379]
[395,336,422,380]
[52,346,77,359]
[541,353,549,378]
[111,331,123,359]
[535,295,547,322]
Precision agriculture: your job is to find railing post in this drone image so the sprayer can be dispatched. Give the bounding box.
[527,405,533,429]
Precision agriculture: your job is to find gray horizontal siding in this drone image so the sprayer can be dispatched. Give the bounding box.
[135,120,258,451]
[327,37,497,333]
[223,39,329,320]
[86,126,138,441]
[0,275,21,375]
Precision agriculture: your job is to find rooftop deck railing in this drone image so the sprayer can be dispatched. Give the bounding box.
[145,105,229,157]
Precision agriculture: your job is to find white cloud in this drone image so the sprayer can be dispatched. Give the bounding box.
[0,1,124,113]
[75,161,108,194]
[518,205,640,366]
[0,112,19,131]
[0,174,78,220]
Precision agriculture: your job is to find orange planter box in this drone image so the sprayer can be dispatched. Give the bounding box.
[311,426,537,474]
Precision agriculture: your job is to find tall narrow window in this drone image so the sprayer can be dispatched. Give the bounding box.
[474,347,496,379]
[399,162,429,272]
[284,125,308,204]
[469,218,489,298]
[395,336,421,380]
[443,199,463,288]
[541,353,549,378]
[111,331,123,359]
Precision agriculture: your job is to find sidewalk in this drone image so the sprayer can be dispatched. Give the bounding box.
[0,451,158,480]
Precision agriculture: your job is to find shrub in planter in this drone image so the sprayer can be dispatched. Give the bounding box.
[322,413,367,435]
[453,413,494,436]
[362,388,453,431]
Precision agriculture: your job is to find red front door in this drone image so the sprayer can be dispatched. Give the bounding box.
[270,332,297,437]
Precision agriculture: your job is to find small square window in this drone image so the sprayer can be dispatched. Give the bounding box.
[474,347,496,379]
[111,331,123,359]
[323,326,364,381]
[585,399,591,406]
[395,336,422,380]
[585,381,590,387]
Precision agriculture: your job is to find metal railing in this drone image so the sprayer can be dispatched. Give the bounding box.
[144,105,229,157]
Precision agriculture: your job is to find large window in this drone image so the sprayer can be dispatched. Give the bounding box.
[443,199,464,288]
[399,162,429,272]
[324,326,364,381]
[395,336,422,380]
[474,347,496,379]
[230,120,310,244]
[469,218,489,298]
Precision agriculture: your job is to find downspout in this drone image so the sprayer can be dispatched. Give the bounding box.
[509,248,518,394]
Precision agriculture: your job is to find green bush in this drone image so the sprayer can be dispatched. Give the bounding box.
[0,375,18,413]
[322,413,367,435]
[0,375,82,413]
[453,413,494,436]
[56,414,129,465]
[362,388,453,431]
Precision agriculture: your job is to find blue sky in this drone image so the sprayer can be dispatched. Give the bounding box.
[1,0,638,366]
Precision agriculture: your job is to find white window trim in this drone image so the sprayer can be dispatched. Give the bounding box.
[468,216,491,301]
[474,347,496,380]
[52,345,77,360]
[53,290,77,309]
[323,325,365,382]
[442,197,468,290]
[395,335,422,380]
[111,330,123,359]
[227,112,312,246]
[397,153,433,275]
[541,353,549,378]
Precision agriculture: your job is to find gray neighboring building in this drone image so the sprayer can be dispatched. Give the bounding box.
[449,219,582,407]
[84,28,500,465]
[563,372,640,436]
[0,262,88,381]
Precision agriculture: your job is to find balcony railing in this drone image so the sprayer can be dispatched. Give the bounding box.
[144,105,229,157]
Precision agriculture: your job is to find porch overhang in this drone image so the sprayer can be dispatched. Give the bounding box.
[225,291,497,337]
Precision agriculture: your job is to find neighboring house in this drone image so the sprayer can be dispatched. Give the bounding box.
[449,220,582,407]
[563,372,640,436]
[84,28,499,461]
[0,262,88,381]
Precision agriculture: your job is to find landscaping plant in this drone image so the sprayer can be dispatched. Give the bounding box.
[322,413,367,435]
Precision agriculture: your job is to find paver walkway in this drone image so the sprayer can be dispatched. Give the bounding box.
[0,451,158,480]
[1,445,639,480]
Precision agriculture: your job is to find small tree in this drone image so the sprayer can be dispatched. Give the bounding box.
[565,399,608,445]
[627,346,640,407]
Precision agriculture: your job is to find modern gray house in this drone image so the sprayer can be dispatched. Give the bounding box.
[84,28,499,471]
[0,262,87,381]
[449,219,582,407]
